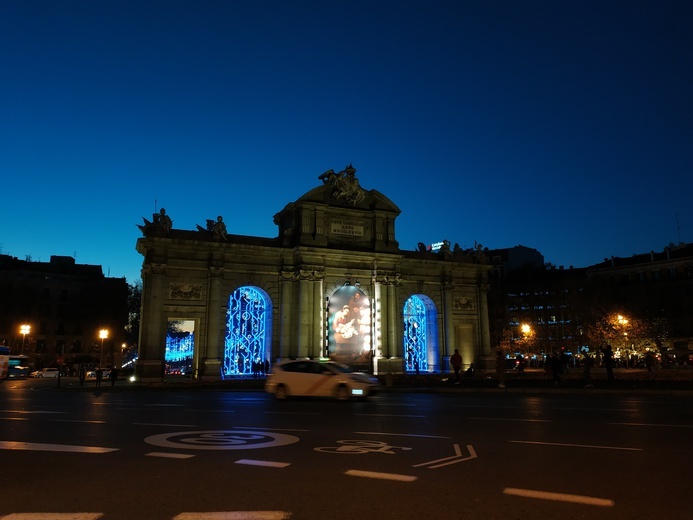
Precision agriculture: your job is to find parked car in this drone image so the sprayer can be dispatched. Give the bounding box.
[30,368,59,378]
[85,368,111,380]
[265,359,379,400]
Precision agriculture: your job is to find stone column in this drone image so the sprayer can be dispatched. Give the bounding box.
[478,282,491,357]
[279,271,295,360]
[297,270,312,358]
[202,266,224,379]
[387,282,398,357]
[441,280,455,372]
[312,271,325,358]
[136,262,167,380]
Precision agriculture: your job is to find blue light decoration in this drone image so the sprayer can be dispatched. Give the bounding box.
[403,294,438,373]
[165,324,194,374]
[223,286,272,377]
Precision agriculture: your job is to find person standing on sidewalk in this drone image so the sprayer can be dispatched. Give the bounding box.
[450,349,462,384]
[601,345,615,385]
[496,348,506,388]
[582,353,595,388]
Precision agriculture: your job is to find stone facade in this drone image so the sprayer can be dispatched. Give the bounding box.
[135,166,492,380]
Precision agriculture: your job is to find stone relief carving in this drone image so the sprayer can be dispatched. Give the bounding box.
[454,296,476,311]
[373,271,402,286]
[318,164,366,206]
[142,263,167,276]
[170,283,202,300]
[209,266,224,277]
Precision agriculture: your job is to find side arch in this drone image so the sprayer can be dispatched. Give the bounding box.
[223,286,273,377]
[403,294,439,373]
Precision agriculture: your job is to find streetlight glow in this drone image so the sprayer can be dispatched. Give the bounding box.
[99,329,109,367]
[20,324,31,353]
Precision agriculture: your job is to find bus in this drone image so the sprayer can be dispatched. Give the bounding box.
[0,346,8,378]
[7,354,30,378]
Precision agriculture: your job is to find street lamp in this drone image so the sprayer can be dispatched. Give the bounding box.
[20,324,31,354]
[99,329,109,367]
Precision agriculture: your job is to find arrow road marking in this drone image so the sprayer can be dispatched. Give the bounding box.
[413,443,477,469]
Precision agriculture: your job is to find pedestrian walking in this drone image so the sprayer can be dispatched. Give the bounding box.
[79,365,86,387]
[450,349,462,384]
[110,367,118,386]
[95,367,103,387]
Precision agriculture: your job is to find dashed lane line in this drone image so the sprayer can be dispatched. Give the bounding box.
[0,441,118,454]
[503,487,615,507]
[146,452,196,459]
[510,440,642,451]
[235,459,291,468]
[345,469,417,482]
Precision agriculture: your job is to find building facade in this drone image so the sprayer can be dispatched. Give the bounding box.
[135,166,492,380]
[0,254,129,371]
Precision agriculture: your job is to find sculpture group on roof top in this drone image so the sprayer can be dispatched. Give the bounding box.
[416,239,488,264]
[318,163,366,206]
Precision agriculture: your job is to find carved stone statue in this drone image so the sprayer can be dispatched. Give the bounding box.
[196,215,228,240]
[212,216,227,240]
[318,164,365,205]
[138,207,173,236]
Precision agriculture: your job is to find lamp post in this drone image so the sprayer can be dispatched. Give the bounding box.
[99,329,109,367]
[20,324,31,354]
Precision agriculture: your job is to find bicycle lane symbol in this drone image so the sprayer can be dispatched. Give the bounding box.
[314,439,412,455]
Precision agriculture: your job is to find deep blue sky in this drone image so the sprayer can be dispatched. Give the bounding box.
[2,0,691,284]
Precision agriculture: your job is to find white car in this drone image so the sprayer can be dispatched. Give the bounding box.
[265,359,379,400]
[30,368,59,378]
[85,368,111,380]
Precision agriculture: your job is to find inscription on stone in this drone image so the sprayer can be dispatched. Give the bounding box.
[330,219,364,237]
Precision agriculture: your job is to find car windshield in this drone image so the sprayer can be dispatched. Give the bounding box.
[325,362,354,374]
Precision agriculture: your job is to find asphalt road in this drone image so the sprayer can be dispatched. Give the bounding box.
[1,377,692,520]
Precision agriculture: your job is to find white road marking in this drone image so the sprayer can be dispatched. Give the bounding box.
[264,411,320,415]
[235,459,290,468]
[0,410,63,414]
[355,413,425,418]
[0,514,102,519]
[0,441,118,454]
[345,469,417,482]
[504,487,615,507]
[231,427,310,432]
[0,417,29,421]
[510,440,642,451]
[354,431,450,439]
[174,512,291,520]
[610,422,693,428]
[413,444,478,469]
[134,423,199,427]
[146,452,195,459]
[52,419,107,424]
[469,417,552,422]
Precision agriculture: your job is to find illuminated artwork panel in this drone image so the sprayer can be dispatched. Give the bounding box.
[328,286,371,370]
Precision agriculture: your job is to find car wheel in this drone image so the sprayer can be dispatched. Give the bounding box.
[275,384,288,400]
[335,385,350,401]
